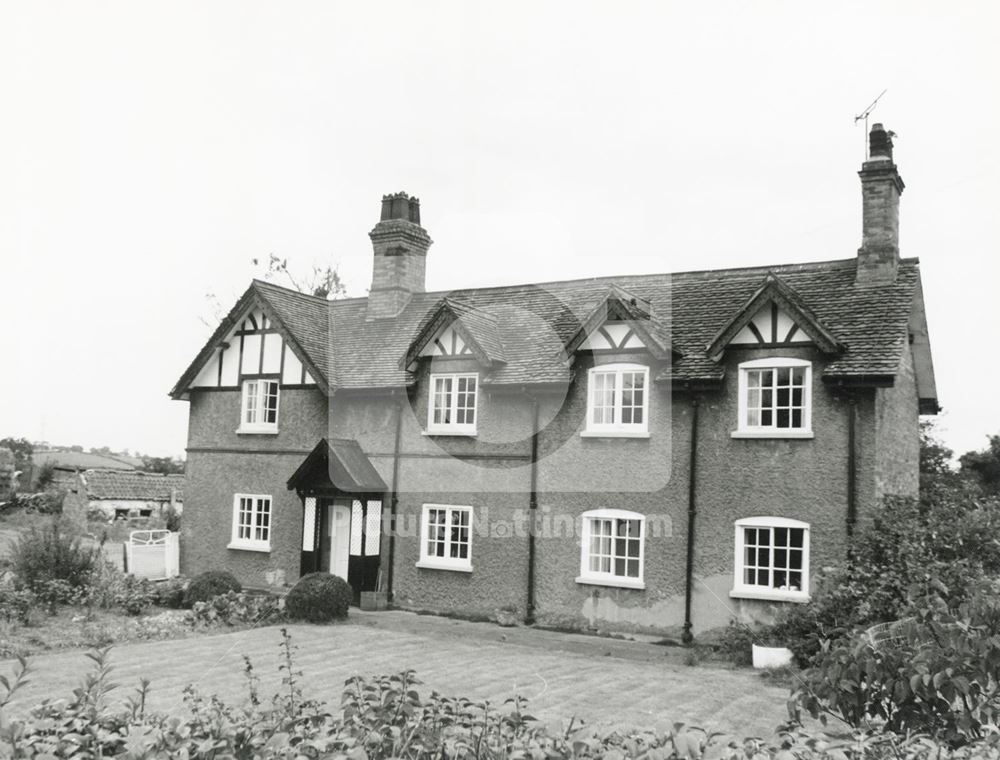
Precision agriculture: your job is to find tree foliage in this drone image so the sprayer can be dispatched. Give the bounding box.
[0,437,33,473]
[254,253,348,299]
[960,434,1000,496]
[139,455,184,475]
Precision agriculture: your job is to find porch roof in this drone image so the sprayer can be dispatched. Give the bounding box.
[286,438,387,495]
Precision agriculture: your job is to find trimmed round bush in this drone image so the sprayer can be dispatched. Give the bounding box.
[284,572,352,622]
[183,570,242,607]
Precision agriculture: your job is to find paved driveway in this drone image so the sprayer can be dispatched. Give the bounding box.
[1,611,792,737]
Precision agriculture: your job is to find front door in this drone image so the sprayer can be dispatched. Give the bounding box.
[300,495,382,603]
[329,500,351,581]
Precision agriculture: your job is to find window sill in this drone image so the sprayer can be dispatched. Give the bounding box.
[580,430,650,439]
[415,560,473,573]
[575,575,646,590]
[236,427,279,436]
[729,588,809,604]
[730,429,814,440]
[227,542,271,553]
[423,429,477,438]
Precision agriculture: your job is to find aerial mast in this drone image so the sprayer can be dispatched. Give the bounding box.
[854,89,888,158]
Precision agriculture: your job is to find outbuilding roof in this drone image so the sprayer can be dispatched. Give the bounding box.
[80,470,184,502]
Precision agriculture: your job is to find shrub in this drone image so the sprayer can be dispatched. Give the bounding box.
[164,504,181,532]
[79,560,157,616]
[284,572,352,622]
[792,585,1000,747]
[9,519,99,593]
[187,590,283,627]
[0,585,34,625]
[151,576,187,608]
[716,620,756,667]
[182,569,242,607]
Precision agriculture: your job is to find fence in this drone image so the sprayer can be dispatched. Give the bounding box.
[126,530,180,580]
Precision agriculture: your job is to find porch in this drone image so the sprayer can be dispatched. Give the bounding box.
[287,438,388,603]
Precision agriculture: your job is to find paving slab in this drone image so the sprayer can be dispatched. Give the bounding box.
[0,611,793,738]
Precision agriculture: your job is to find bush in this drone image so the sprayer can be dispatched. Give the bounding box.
[793,585,1000,747]
[187,590,283,627]
[716,620,756,667]
[182,569,242,607]
[79,560,157,616]
[151,576,187,608]
[0,585,35,625]
[284,572,352,622]
[9,519,99,593]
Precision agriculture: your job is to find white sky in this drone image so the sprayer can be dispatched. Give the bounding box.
[1,2,997,458]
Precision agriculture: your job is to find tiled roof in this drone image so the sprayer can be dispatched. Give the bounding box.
[248,257,922,389]
[81,470,184,502]
[176,256,928,395]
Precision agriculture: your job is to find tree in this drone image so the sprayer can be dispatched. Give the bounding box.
[960,434,1000,495]
[0,437,33,473]
[254,254,348,299]
[140,456,185,475]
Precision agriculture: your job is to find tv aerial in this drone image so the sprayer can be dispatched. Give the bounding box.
[854,89,887,159]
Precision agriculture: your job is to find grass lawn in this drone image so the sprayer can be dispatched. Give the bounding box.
[1,614,796,739]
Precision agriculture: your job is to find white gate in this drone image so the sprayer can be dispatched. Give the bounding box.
[126,530,180,580]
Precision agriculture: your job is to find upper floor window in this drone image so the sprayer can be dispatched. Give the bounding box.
[733,358,812,439]
[427,373,477,435]
[576,509,645,589]
[730,516,809,602]
[417,504,473,572]
[582,364,650,437]
[229,493,272,552]
[240,379,279,433]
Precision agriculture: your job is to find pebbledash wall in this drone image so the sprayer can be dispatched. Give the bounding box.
[180,335,917,636]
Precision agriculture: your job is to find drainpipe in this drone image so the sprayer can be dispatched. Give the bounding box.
[525,392,540,624]
[681,394,699,645]
[846,394,857,545]
[386,392,405,601]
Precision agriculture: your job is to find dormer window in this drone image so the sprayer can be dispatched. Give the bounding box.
[426,373,478,435]
[582,364,650,438]
[240,379,279,433]
[733,358,812,439]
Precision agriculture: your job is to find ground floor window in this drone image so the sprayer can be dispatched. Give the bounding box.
[417,504,472,572]
[731,516,809,602]
[576,509,645,589]
[229,493,272,552]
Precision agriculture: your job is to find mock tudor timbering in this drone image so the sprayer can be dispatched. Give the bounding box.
[171,124,938,637]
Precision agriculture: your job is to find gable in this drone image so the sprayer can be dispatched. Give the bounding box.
[418,323,475,358]
[578,322,649,351]
[729,302,813,347]
[188,304,317,390]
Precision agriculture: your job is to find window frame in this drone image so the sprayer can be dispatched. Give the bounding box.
[730,516,810,602]
[581,363,651,438]
[416,503,474,572]
[425,373,478,436]
[575,508,646,589]
[238,378,280,434]
[732,357,813,439]
[228,493,272,552]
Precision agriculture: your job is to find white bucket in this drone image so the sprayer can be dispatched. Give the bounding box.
[752,644,794,669]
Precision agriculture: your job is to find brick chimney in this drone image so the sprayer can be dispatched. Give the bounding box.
[856,123,905,285]
[366,192,432,320]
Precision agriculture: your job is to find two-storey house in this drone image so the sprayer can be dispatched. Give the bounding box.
[170,124,937,638]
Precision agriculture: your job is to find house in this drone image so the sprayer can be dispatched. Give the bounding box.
[29,449,137,491]
[62,469,184,522]
[170,124,936,638]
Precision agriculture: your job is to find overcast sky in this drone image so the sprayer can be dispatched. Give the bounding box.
[1,2,997,459]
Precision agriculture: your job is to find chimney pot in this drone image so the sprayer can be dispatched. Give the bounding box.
[856,124,904,285]
[367,192,432,319]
